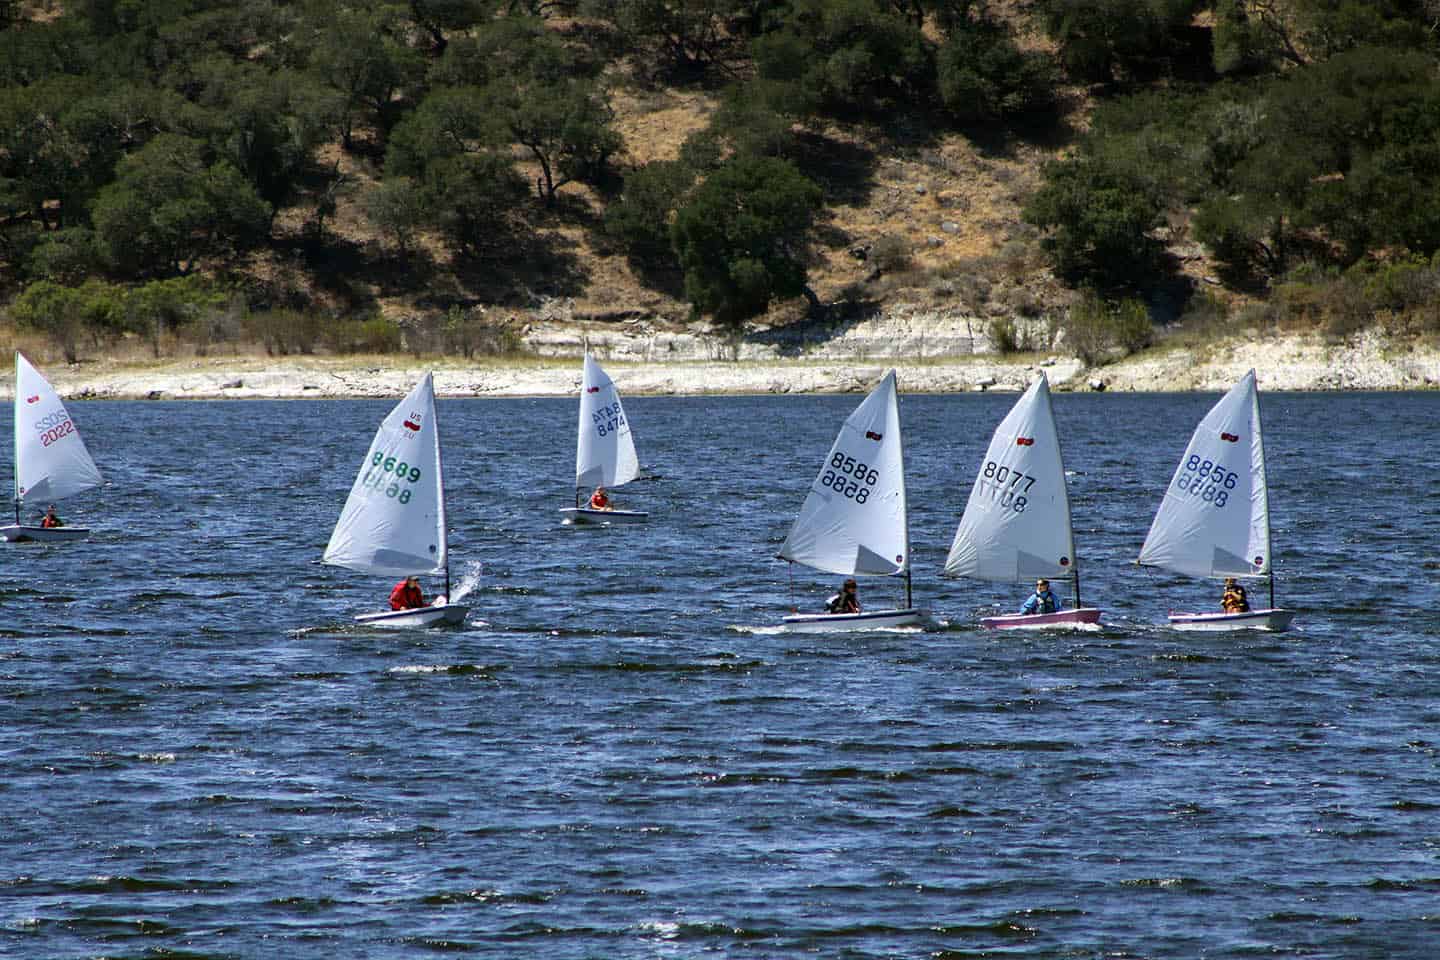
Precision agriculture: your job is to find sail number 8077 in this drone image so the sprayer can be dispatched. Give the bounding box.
[821,451,880,504]
[977,460,1036,513]
[1175,455,1237,508]
[361,451,422,504]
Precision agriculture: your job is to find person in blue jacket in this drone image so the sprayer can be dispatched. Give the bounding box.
[1020,578,1060,615]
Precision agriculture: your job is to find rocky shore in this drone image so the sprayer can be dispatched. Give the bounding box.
[11,312,1440,399]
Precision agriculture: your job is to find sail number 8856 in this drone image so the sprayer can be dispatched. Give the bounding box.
[822,452,879,503]
[1176,454,1236,508]
[363,451,422,504]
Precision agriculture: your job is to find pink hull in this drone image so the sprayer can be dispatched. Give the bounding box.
[980,607,1102,630]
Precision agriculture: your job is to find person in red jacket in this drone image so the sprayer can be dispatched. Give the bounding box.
[389,575,425,610]
[589,485,612,510]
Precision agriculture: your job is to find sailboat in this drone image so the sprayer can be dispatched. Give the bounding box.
[2,352,103,543]
[323,373,468,627]
[1138,370,1293,631]
[559,353,648,525]
[778,370,924,631]
[943,373,1101,628]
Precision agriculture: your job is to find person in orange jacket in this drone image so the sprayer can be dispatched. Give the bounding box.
[589,485,612,510]
[389,575,425,610]
[40,504,62,528]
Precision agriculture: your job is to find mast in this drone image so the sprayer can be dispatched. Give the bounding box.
[895,374,913,611]
[11,352,19,525]
[431,374,452,599]
[1253,372,1276,610]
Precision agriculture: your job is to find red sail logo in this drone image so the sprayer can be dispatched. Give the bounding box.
[586,386,600,393]
[403,417,422,432]
[865,430,883,441]
[1220,432,1240,442]
[25,394,38,404]
[1016,436,1034,446]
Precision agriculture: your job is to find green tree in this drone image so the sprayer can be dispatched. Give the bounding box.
[603,159,695,265]
[750,0,932,117]
[935,15,1056,122]
[671,155,823,323]
[1034,0,1203,83]
[301,2,424,148]
[426,153,531,258]
[1023,156,1165,289]
[90,133,271,278]
[363,176,428,255]
[486,75,621,203]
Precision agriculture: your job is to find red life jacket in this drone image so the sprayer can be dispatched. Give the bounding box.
[590,490,610,509]
[389,581,424,610]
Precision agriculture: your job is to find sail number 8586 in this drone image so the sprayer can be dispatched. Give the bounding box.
[362,451,422,504]
[822,452,879,503]
[1176,454,1236,508]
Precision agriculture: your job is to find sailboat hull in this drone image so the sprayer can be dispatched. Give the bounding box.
[1166,608,1294,631]
[981,607,1102,630]
[559,507,648,525]
[354,603,469,628]
[782,607,926,632]
[0,524,92,543]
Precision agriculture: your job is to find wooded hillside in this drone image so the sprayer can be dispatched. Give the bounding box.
[4,1,1440,365]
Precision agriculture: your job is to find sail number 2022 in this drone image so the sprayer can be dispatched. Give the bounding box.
[1175,454,1237,508]
[592,403,625,437]
[977,460,1036,513]
[361,451,422,504]
[822,451,879,503]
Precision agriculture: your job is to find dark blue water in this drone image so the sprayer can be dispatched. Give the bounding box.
[5,389,1439,959]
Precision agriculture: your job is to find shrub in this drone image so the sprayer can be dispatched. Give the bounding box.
[1060,292,1153,366]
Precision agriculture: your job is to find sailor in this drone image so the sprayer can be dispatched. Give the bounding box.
[389,575,425,610]
[1221,577,1250,613]
[826,578,861,614]
[1019,578,1060,615]
[589,485,612,510]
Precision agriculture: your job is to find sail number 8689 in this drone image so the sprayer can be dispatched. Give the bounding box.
[362,451,422,504]
[822,452,879,504]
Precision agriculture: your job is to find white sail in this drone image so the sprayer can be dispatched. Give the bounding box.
[323,373,448,577]
[944,373,1077,582]
[575,354,639,489]
[13,352,103,506]
[1138,370,1270,579]
[780,370,908,577]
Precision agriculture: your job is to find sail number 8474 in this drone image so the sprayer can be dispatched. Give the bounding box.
[1175,455,1237,508]
[361,451,422,504]
[592,402,625,437]
[821,452,879,503]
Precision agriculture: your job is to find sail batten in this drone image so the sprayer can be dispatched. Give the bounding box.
[575,354,639,489]
[1138,370,1271,580]
[13,352,103,507]
[323,374,448,577]
[944,374,1076,583]
[780,371,908,578]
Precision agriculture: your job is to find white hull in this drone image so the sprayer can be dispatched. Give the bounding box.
[0,524,91,543]
[782,607,925,632]
[981,607,1102,630]
[1167,608,1294,632]
[560,507,648,525]
[354,603,469,628]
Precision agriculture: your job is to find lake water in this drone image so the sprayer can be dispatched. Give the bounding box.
[5,388,1439,958]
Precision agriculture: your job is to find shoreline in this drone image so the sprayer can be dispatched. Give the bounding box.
[8,327,1440,399]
